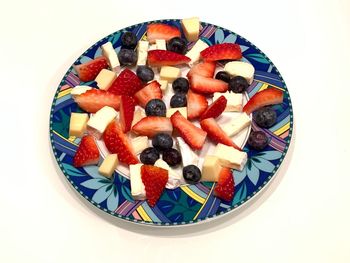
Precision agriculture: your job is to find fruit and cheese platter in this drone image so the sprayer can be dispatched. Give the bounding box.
[50,18,293,226]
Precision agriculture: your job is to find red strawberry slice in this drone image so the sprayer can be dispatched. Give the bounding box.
[200,118,240,150]
[107,68,142,96]
[200,95,227,120]
[73,135,100,167]
[74,57,108,82]
[200,43,242,62]
[141,165,168,207]
[147,23,181,44]
[170,111,207,150]
[132,116,172,137]
[119,96,135,132]
[134,81,162,108]
[189,74,228,94]
[103,120,138,165]
[74,89,121,113]
[187,61,216,79]
[147,50,190,67]
[214,167,235,202]
[243,88,284,114]
[187,90,208,120]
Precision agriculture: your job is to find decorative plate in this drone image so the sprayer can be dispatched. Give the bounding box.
[49,19,293,226]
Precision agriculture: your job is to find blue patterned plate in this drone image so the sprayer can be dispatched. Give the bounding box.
[50,19,293,226]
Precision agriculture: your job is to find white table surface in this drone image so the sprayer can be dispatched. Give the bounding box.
[1,0,349,262]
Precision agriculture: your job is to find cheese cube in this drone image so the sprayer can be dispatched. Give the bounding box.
[213,143,247,171]
[185,39,209,66]
[224,61,255,84]
[181,17,200,42]
[201,156,221,182]
[176,137,199,167]
[70,85,91,98]
[98,154,118,178]
[130,164,146,200]
[95,69,116,90]
[160,66,181,82]
[213,92,243,112]
[154,159,181,189]
[148,44,157,51]
[166,107,187,119]
[222,113,251,137]
[158,80,168,92]
[69,113,89,137]
[155,39,166,50]
[87,106,118,138]
[131,108,146,127]
[131,136,149,154]
[137,40,149,66]
[101,42,120,72]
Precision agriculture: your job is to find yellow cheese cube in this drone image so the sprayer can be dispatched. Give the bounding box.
[213,144,247,171]
[158,80,168,92]
[181,17,200,42]
[101,42,120,72]
[213,92,243,112]
[131,108,146,127]
[87,106,118,138]
[155,39,167,50]
[98,154,118,178]
[166,107,187,118]
[95,69,116,90]
[69,113,89,137]
[160,66,181,82]
[201,156,221,182]
[131,136,149,154]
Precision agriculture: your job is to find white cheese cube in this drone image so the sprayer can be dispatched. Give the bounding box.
[95,69,116,90]
[181,17,200,42]
[154,159,181,189]
[224,61,255,84]
[130,164,146,200]
[213,143,247,171]
[98,154,118,178]
[201,156,221,182]
[222,113,251,137]
[160,66,181,82]
[131,136,149,154]
[185,39,209,66]
[69,113,89,137]
[131,108,146,127]
[166,107,187,119]
[137,40,149,66]
[176,137,199,167]
[155,39,167,50]
[70,85,91,98]
[148,44,157,51]
[213,92,243,112]
[158,80,168,92]
[101,42,120,72]
[87,106,118,138]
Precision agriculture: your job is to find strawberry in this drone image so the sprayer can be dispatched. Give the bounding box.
[103,120,138,165]
[141,165,168,207]
[200,43,242,62]
[132,116,172,137]
[189,74,228,94]
[119,96,135,132]
[73,135,100,167]
[147,23,181,44]
[74,56,108,82]
[134,81,162,107]
[243,88,284,114]
[200,95,227,120]
[74,89,121,113]
[107,68,142,96]
[214,167,235,202]
[147,50,190,67]
[170,111,207,150]
[187,90,208,120]
[200,118,240,150]
[187,61,216,79]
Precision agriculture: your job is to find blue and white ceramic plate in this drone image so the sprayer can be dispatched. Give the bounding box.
[49,19,293,226]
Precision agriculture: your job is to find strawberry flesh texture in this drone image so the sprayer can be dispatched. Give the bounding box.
[187,90,208,120]
[147,23,181,44]
[187,62,216,79]
[107,68,143,96]
[200,43,242,62]
[132,116,172,137]
[147,50,190,67]
[214,167,235,202]
[134,81,162,108]
[243,88,284,114]
[73,135,100,167]
[74,57,108,82]
[189,74,228,94]
[120,96,135,132]
[74,89,121,113]
[200,95,227,120]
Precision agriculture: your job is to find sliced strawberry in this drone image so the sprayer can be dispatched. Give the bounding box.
[103,120,138,165]
[74,89,121,113]
[134,81,162,108]
[200,43,242,62]
[187,90,208,120]
[132,116,172,137]
[119,96,135,132]
[187,61,216,79]
[243,88,284,114]
[214,167,235,202]
[141,165,168,207]
[189,74,228,94]
[200,95,227,120]
[107,68,142,96]
[147,23,181,44]
[73,135,99,167]
[147,50,190,67]
[74,57,108,82]
[200,118,240,150]
[170,111,207,150]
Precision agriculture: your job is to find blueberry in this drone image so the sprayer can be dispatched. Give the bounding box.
[247,131,269,150]
[183,165,201,184]
[145,99,166,117]
[140,147,160,165]
[172,77,189,94]
[229,76,249,93]
[121,32,137,49]
[136,66,154,82]
[162,148,182,167]
[167,37,187,54]
[170,94,187,108]
[253,107,277,128]
[215,71,231,83]
[118,49,137,66]
[152,133,173,151]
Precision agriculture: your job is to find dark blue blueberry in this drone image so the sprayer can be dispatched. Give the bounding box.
[145,99,166,117]
[136,66,154,82]
[172,77,189,94]
[183,165,201,184]
[167,37,187,54]
[121,32,137,49]
[170,93,187,108]
[247,131,268,150]
[215,71,231,83]
[253,106,277,128]
[229,76,249,93]
[162,148,182,167]
[118,49,137,66]
[152,133,173,151]
[140,147,160,165]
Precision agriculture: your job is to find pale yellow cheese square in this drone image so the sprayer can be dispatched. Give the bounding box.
[213,92,243,112]
[131,136,149,154]
[155,39,167,50]
[158,80,168,92]
[159,66,181,82]
[201,156,221,182]
[98,154,119,178]
[181,17,200,42]
[69,113,89,137]
[166,107,187,119]
[131,108,146,127]
[95,69,116,90]
[213,144,247,171]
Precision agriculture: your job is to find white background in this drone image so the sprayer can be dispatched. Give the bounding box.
[0,0,349,262]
